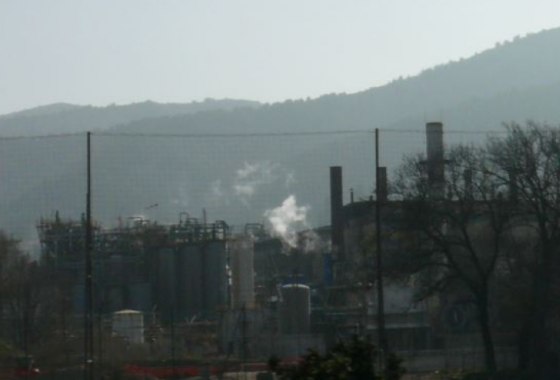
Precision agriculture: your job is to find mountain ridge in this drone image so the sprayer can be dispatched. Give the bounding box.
[0,99,261,136]
[101,27,560,136]
[3,27,560,244]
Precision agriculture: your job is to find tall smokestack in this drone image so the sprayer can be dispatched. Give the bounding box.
[377,167,388,202]
[330,166,344,261]
[426,122,445,197]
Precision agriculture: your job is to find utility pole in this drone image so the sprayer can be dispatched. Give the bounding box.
[375,129,388,359]
[170,307,177,379]
[84,131,94,380]
[241,303,248,380]
[97,299,103,376]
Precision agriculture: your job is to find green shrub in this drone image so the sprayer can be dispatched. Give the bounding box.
[384,353,405,380]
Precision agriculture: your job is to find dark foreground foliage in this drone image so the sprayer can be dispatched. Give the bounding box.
[460,369,560,380]
[269,336,405,380]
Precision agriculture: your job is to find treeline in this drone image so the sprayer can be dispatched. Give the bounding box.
[388,121,560,378]
[0,232,153,373]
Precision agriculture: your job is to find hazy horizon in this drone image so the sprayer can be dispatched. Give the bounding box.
[2,1,560,115]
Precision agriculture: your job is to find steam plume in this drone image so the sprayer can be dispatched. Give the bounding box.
[264,195,309,248]
[233,161,294,201]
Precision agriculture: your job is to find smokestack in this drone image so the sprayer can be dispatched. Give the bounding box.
[330,166,344,261]
[377,167,388,202]
[426,122,445,197]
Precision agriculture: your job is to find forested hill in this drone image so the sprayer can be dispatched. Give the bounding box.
[3,28,560,246]
[111,27,560,135]
[0,99,260,136]
[4,28,560,138]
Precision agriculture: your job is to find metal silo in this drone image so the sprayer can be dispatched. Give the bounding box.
[156,248,176,321]
[175,241,227,320]
[279,284,310,335]
[203,241,228,317]
[112,309,144,344]
[229,237,255,309]
[178,244,203,319]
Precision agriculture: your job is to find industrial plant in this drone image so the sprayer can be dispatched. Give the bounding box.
[28,122,512,376]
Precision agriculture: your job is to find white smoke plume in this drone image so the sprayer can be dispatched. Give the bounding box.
[210,179,224,199]
[234,161,281,197]
[233,161,295,202]
[299,229,327,252]
[205,179,231,205]
[171,184,191,209]
[264,195,309,248]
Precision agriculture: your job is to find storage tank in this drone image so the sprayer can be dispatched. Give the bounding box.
[229,237,255,309]
[279,284,310,335]
[112,310,144,344]
[172,241,228,320]
[203,241,228,317]
[178,245,203,319]
[156,248,176,322]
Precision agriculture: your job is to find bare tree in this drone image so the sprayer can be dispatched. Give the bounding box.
[488,122,560,375]
[393,144,515,372]
[0,231,59,360]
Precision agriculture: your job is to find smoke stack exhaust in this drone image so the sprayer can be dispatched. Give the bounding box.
[426,122,445,197]
[330,166,344,261]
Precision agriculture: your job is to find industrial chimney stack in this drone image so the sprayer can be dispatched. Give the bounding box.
[426,122,445,197]
[330,166,344,261]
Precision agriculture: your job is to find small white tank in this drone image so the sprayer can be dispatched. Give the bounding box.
[112,309,144,344]
[279,284,310,335]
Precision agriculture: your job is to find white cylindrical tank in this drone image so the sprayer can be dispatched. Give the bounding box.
[112,310,144,344]
[229,237,255,309]
[279,284,310,335]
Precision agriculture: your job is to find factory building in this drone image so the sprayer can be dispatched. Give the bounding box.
[37,214,231,323]
[219,223,330,359]
[35,121,478,362]
[325,122,516,354]
[337,199,435,350]
[324,123,445,350]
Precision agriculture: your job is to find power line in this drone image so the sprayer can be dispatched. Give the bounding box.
[94,130,376,138]
[378,128,509,134]
[0,127,515,142]
[0,132,85,141]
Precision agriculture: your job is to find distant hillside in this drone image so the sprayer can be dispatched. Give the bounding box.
[0,99,260,136]
[0,103,82,119]
[3,28,560,245]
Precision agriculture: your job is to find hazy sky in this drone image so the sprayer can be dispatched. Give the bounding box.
[1,1,560,115]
